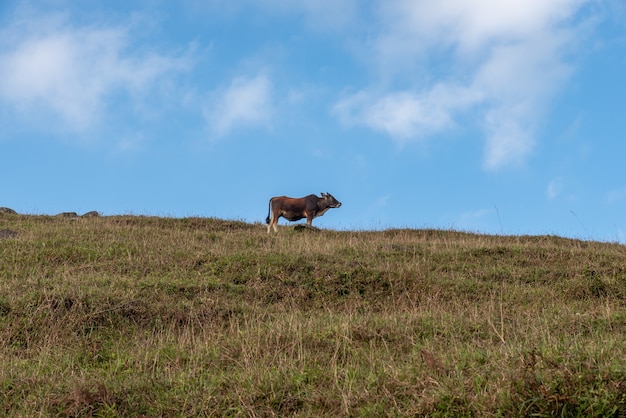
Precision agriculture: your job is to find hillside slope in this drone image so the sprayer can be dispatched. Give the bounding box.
[1,215,625,416]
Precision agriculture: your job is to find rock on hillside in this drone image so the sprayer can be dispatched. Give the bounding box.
[56,212,79,218]
[0,229,17,239]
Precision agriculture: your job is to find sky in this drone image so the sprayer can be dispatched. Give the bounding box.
[1,0,625,242]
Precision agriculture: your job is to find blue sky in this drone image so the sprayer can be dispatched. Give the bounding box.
[1,0,625,242]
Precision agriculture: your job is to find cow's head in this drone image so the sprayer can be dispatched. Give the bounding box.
[321,192,342,208]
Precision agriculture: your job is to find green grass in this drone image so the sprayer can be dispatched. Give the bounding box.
[0,214,625,416]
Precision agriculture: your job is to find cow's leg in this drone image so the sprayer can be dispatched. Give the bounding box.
[306,214,313,226]
[268,213,279,233]
[267,213,273,233]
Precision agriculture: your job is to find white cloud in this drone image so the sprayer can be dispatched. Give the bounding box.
[374,0,586,66]
[474,29,573,169]
[0,13,190,134]
[203,74,274,137]
[482,105,535,170]
[335,0,593,169]
[333,84,483,141]
[547,178,563,200]
[607,187,626,203]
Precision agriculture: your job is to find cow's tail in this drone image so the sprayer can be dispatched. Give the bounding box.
[265,198,272,224]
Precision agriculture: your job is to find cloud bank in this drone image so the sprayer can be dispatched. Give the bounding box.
[0,13,189,135]
[203,74,274,138]
[0,0,597,168]
[333,0,591,169]
[334,84,483,141]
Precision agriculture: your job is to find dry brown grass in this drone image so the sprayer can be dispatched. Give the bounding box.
[0,214,625,416]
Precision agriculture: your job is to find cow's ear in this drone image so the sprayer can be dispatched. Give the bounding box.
[321,192,326,197]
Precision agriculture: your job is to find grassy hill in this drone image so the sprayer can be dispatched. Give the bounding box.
[0,214,625,416]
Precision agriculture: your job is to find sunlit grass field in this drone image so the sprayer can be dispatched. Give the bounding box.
[0,214,625,416]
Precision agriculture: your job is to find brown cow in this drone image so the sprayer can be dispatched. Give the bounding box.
[266,193,342,233]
